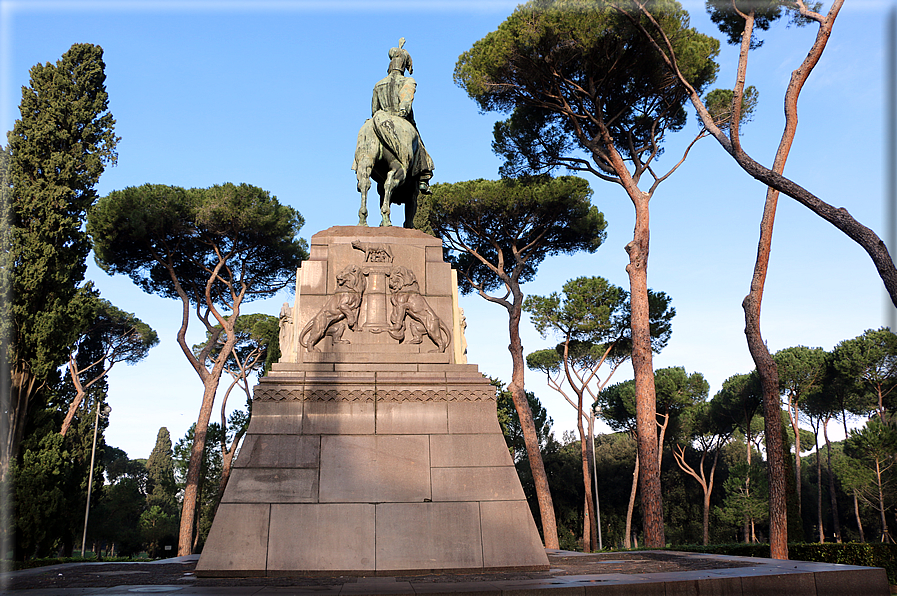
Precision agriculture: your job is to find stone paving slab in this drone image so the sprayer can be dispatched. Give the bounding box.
[1,550,890,595]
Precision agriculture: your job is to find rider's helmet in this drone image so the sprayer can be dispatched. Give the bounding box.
[388,37,413,75]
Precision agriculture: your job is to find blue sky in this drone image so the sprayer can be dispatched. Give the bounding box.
[2,0,893,459]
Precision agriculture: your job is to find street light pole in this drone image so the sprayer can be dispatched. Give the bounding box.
[81,403,111,558]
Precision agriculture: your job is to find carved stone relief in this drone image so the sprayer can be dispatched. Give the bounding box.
[279,302,295,359]
[352,240,394,263]
[295,241,452,354]
[386,265,451,353]
[297,264,365,352]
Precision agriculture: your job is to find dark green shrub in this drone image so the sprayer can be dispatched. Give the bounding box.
[670,543,897,584]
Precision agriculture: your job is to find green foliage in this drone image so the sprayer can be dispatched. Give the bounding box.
[661,448,706,545]
[775,346,827,405]
[496,383,554,463]
[525,277,627,345]
[702,86,759,134]
[9,554,151,570]
[599,379,638,433]
[674,542,897,585]
[93,476,146,556]
[655,368,709,418]
[846,416,897,465]
[598,367,704,437]
[89,183,308,305]
[830,328,897,417]
[145,428,177,517]
[705,0,783,48]
[79,299,159,367]
[173,422,239,550]
[712,372,763,447]
[13,374,111,559]
[717,461,769,530]
[194,313,277,382]
[13,433,74,558]
[423,176,606,296]
[140,506,178,559]
[4,43,118,476]
[6,42,118,377]
[524,276,675,366]
[592,433,639,547]
[454,0,719,177]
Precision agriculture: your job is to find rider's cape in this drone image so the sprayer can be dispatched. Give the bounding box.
[371,111,420,173]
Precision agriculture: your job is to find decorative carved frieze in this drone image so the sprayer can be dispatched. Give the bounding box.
[376,389,445,402]
[446,388,497,402]
[254,382,494,403]
[254,386,303,402]
[305,388,376,402]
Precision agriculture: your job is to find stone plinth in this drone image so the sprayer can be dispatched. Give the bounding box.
[197,227,548,576]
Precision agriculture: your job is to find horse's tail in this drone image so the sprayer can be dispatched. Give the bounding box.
[352,119,379,173]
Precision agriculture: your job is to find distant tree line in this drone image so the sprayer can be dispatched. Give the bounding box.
[493,327,897,550]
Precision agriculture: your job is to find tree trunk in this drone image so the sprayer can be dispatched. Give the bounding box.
[587,413,601,549]
[3,365,40,483]
[60,357,87,437]
[823,418,841,542]
[178,382,218,556]
[625,450,639,549]
[507,299,559,549]
[789,397,802,519]
[583,494,591,551]
[704,450,721,546]
[703,486,711,546]
[816,438,824,543]
[626,192,664,548]
[577,397,597,551]
[193,469,204,553]
[875,458,892,543]
[752,336,788,559]
[854,489,865,543]
[744,439,751,543]
[175,306,237,555]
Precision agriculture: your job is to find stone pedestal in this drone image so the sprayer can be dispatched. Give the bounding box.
[197,226,548,576]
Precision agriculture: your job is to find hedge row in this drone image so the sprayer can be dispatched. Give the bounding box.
[670,543,897,584]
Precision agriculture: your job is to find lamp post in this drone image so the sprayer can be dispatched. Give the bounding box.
[81,403,111,558]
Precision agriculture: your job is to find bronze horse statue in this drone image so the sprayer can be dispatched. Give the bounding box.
[352,118,420,229]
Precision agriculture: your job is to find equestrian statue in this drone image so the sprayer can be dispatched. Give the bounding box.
[352,38,434,228]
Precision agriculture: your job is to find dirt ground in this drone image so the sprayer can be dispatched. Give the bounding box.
[4,550,754,591]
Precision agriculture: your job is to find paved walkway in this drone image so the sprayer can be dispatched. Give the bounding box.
[0,549,890,595]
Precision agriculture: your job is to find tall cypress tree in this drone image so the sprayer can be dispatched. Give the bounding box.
[2,43,119,481]
[146,428,177,516]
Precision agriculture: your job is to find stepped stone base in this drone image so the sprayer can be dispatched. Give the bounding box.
[197,227,549,576]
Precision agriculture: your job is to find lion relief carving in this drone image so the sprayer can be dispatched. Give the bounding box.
[386,265,451,353]
[298,265,366,352]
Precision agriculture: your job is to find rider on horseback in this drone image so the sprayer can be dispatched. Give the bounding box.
[370,38,434,195]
